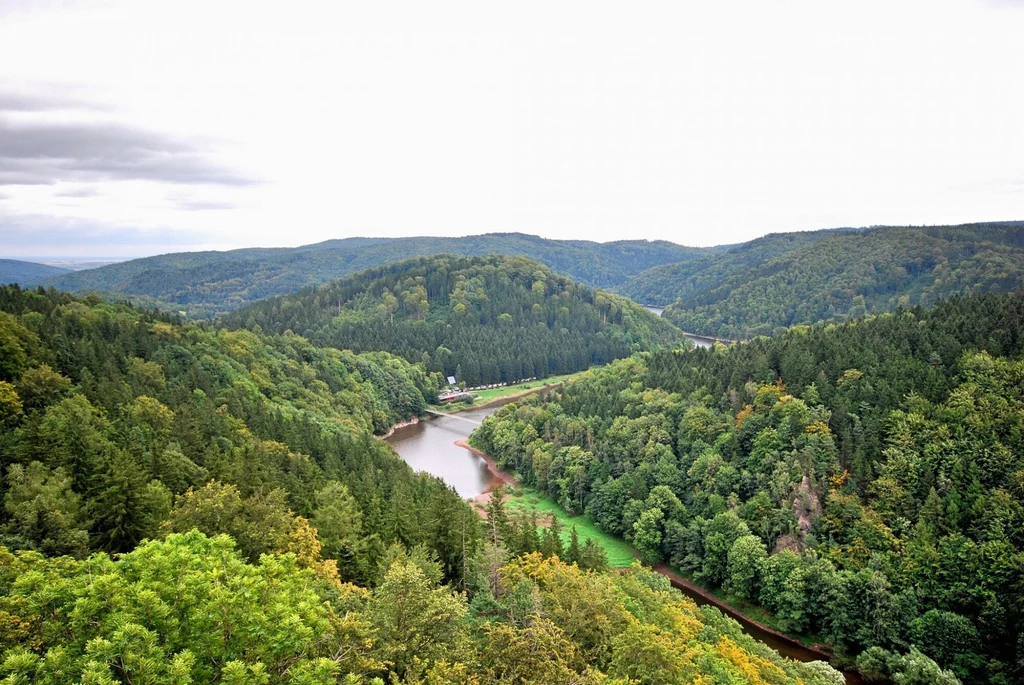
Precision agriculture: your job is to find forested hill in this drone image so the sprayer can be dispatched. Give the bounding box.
[43,232,716,318]
[0,258,71,286]
[615,222,1024,338]
[473,291,1024,684]
[226,254,689,385]
[0,285,845,683]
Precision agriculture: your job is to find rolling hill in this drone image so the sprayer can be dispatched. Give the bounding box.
[225,253,689,385]
[615,222,1024,338]
[43,233,719,318]
[0,258,72,286]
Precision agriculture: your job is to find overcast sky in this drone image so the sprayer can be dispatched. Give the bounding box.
[1,0,1022,259]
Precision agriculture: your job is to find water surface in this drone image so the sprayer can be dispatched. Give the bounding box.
[386,402,506,498]
[642,304,715,348]
[387,396,857,681]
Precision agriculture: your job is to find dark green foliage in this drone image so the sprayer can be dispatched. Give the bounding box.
[45,233,719,318]
[0,284,477,586]
[473,291,1024,682]
[616,222,1024,338]
[226,254,688,385]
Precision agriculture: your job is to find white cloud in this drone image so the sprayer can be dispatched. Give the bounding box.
[0,0,1021,257]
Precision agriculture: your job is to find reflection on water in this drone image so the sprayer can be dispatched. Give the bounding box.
[685,334,716,349]
[386,404,505,498]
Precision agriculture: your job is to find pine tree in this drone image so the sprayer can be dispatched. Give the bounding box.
[484,486,512,547]
[580,538,608,572]
[564,525,582,566]
[89,448,169,553]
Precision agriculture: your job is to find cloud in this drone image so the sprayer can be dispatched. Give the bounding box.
[53,185,101,197]
[0,91,100,112]
[173,199,236,211]
[0,91,256,187]
[0,212,215,257]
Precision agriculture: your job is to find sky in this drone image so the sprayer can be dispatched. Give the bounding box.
[0,0,1022,259]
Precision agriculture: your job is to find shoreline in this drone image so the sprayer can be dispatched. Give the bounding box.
[652,563,836,662]
[378,415,419,440]
[455,439,519,490]
[461,438,851,675]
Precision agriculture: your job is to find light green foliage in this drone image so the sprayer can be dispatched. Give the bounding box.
[632,507,665,564]
[0,382,21,427]
[724,534,767,601]
[856,645,962,684]
[2,461,89,557]
[475,292,1024,682]
[0,532,381,684]
[367,558,469,678]
[14,364,72,411]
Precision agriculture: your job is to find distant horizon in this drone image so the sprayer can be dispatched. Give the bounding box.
[4,218,1024,263]
[1,1,1021,259]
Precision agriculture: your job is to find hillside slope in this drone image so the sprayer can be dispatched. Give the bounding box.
[44,233,717,317]
[0,286,843,684]
[226,254,689,385]
[474,291,1024,683]
[616,222,1024,338]
[0,258,72,286]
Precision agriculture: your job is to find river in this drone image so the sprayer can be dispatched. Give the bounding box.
[385,402,502,498]
[385,398,857,680]
[641,304,718,349]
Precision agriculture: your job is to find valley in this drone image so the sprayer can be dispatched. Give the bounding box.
[4,3,1020,680]
[2,226,1022,684]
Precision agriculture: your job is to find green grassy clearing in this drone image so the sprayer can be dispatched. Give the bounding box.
[437,368,602,413]
[503,486,636,568]
[470,370,587,402]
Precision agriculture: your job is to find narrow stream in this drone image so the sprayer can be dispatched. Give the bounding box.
[385,395,857,681]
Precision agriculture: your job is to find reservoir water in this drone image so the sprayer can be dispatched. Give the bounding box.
[386,394,857,681]
[641,304,717,349]
[386,401,505,498]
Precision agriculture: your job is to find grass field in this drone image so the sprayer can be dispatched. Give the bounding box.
[471,372,577,402]
[504,486,636,568]
[437,368,600,412]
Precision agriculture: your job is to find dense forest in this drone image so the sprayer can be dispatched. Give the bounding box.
[42,233,718,318]
[0,285,845,683]
[472,291,1024,683]
[225,254,688,386]
[615,222,1024,338]
[0,259,71,287]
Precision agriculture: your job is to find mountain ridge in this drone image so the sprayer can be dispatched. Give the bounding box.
[0,258,73,286]
[42,232,721,318]
[614,222,1024,337]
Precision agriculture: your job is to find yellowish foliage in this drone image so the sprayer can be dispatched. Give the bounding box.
[805,420,832,436]
[734,404,754,428]
[716,635,786,685]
